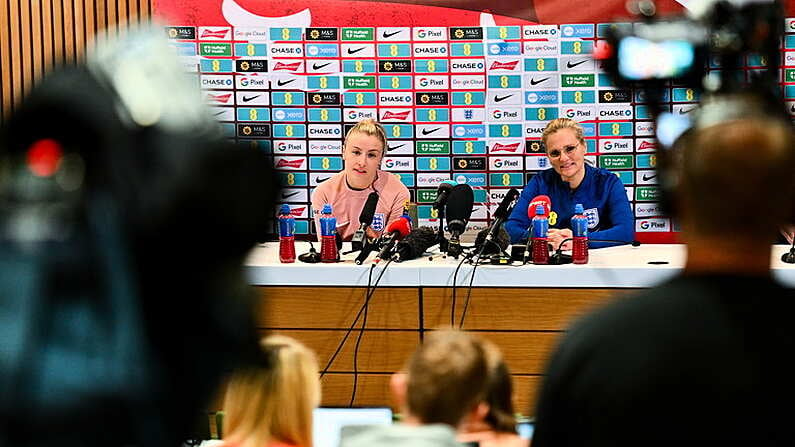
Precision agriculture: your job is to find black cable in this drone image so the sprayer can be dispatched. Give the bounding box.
[349,258,393,406]
[349,263,375,407]
[450,253,468,326]
[458,236,499,329]
[319,264,376,379]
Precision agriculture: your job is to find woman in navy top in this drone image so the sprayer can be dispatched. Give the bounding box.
[505,118,634,250]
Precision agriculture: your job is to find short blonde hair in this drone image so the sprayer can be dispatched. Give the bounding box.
[541,118,585,150]
[344,118,388,151]
[223,335,320,447]
[406,330,488,427]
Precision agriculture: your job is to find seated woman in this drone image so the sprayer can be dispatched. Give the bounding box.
[457,340,528,447]
[310,119,410,241]
[505,118,634,249]
[222,335,320,447]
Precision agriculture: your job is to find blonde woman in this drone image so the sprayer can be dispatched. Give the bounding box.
[222,335,320,447]
[504,118,633,249]
[310,119,410,240]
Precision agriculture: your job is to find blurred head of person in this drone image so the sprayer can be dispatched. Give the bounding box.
[391,329,488,428]
[342,119,388,190]
[671,95,795,245]
[223,335,320,447]
[541,118,587,185]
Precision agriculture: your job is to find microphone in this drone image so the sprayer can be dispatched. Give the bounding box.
[781,236,795,263]
[445,184,475,259]
[376,216,412,261]
[481,188,519,253]
[432,180,458,210]
[351,192,379,251]
[395,226,439,262]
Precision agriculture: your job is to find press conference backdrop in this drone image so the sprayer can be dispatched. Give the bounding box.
[0,0,152,123]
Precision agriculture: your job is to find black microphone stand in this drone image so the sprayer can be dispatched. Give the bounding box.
[781,235,795,263]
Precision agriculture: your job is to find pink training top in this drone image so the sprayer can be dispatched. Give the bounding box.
[311,170,410,241]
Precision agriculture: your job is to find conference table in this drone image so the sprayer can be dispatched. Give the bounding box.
[245,243,795,415]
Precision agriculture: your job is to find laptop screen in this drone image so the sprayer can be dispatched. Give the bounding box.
[313,407,393,447]
[517,422,535,440]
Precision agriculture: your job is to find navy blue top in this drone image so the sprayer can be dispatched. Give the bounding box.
[504,164,635,248]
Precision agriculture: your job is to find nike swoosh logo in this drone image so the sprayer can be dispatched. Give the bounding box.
[642,174,657,181]
[679,107,694,114]
[282,191,300,199]
[494,95,513,102]
[277,79,295,86]
[316,177,332,183]
[566,60,588,69]
[242,95,261,102]
[421,127,441,135]
[312,62,331,70]
[347,47,366,54]
[382,30,401,38]
[530,77,550,86]
[387,144,405,152]
[213,110,227,116]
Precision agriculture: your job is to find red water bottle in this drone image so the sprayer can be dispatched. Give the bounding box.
[571,203,589,264]
[278,204,296,263]
[319,204,338,263]
[531,205,549,265]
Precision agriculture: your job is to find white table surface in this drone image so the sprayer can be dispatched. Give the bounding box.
[245,243,795,288]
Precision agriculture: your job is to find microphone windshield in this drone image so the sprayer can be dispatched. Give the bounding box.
[359,192,379,225]
[474,227,509,255]
[446,184,474,233]
[527,195,551,219]
[385,216,412,238]
[396,226,438,261]
[493,188,520,220]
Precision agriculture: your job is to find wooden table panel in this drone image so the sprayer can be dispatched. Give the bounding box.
[256,287,419,329]
[476,332,563,375]
[268,329,420,373]
[513,376,543,418]
[423,288,630,331]
[320,373,396,409]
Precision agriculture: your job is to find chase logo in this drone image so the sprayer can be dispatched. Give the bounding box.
[201,75,233,88]
[308,124,342,138]
[309,156,343,171]
[488,42,522,55]
[452,125,486,138]
[417,157,450,171]
[525,91,558,105]
[454,173,487,187]
[560,24,594,38]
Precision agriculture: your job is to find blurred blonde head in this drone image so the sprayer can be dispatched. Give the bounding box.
[223,335,320,447]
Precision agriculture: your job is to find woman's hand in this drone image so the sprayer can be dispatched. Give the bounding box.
[781,225,795,245]
[548,228,573,251]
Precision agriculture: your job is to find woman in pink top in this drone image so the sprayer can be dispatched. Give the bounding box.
[222,335,320,447]
[310,119,410,240]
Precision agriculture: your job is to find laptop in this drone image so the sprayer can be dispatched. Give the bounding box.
[313,407,393,447]
[516,421,535,440]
